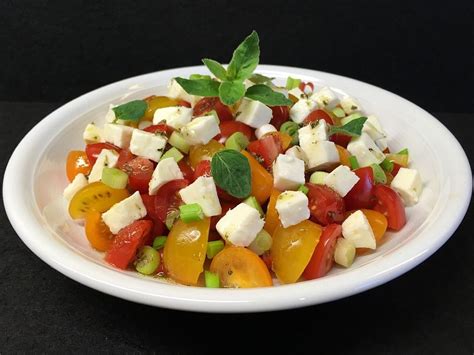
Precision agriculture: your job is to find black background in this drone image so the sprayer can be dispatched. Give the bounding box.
[1,1,473,354]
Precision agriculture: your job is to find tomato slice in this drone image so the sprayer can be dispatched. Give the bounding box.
[141,194,166,236]
[303,224,341,280]
[105,220,153,269]
[373,184,406,231]
[66,150,91,181]
[247,134,282,169]
[299,81,314,92]
[214,121,253,144]
[85,211,114,252]
[306,183,346,226]
[264,189,281,236]
[344,167,376,210]
[178,160,195,182]
[85,143,120,165]
[330,133,352,148]
[193,97,234,122]
[241,150,273,204]
[270,106,290,130]
[143,95,182,120]
[116,149,136,170]
[391,162,402,177]
[143,123,173,136]
[303,109,333,125]
[122,157,154,193]
[193,160,240,203]
[154,179,189,225]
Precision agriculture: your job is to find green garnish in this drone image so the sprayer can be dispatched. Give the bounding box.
[174,78,220,97]
[152,236,167,250]
[168,131,190,154]
[397,148,409,155]
[204,271,220,288]
[134,246,160,275]
[101,167,128,189]
[160,147,184,163]
[245,85,292,106]
[298,184,309,195]
[280,121,299,145]
[329,117,368,137]
[248,229,273,255]
[219,80,246,105]
[371,164,387,184]
[189,73,212,80]
[112,100,147,122]
[332,107,346,118]
[211,149,251,199]
[349,156,360,170]
[286,76,301,90]
[380,158,394,173]
[309,171,329,185]
[206,240,225,259]
[179,203,204,223]
[243,196,264,217]
[248,73,275,85]
[225,132,249,151]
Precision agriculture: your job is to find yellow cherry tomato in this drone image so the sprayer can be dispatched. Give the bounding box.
[264,189,281,235]
[163,218,210,286]
[210,246,273,288]
[241,150,273,205]
[188,139,224,169]
[68,182,130,220]
[271,220,322,284]
[85,211,114,251]
[143,95,182,121]
[386,153,409,167]
[336,145,351,168]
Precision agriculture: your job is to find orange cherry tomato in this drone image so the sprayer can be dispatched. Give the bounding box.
[143,96,181,120]
[335,145,351,168]
[84,211,114,252]
[345,209,388,255]
[66,150,91,182]
[241,150,273,205]
[188,139,224,169]
[271,220,322,284]
[276,132,292,151]
[264,189,281,235]
[210,246,273,288]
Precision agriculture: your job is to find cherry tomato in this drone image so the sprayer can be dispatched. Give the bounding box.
[188,139,224,169]
[273,132,292,151]
[143,96,182,120]
[261,251,273,271]
[214,121,253,144]
[121,157,154,193]
[85,143,120,166]
[241,151,273,204]
[299,81,314,92]
[154,179,189,224]
[303,109,333,125]
[264,189,281,235]
[105,220,154,269]
[141,194,166,236]
[177,100,191,108]
[350,209,388,255]
[335,145,351,167]
[373,185,406,231]
[270,106,290,130]
[193,97,233,122]
[66,151,91,181]
[344,167,375,210]
[116,149,136,170]
[306,183,346,226]
[193,160,240,203]
[247,134,282,169]
[391,163,402,177]
[143,123,173,136]
[85,211,114,252]
[330,134,352,148]
[178,160,195,182]
[303,224,341,280]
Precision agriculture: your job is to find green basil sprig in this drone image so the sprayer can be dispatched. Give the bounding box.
[329,117,368,137]
[112,100,147,122]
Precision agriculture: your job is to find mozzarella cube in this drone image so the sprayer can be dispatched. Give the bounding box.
[102,191,147,234]
[375,137,388,151]
[83,123,103,143]
[288,87,306,100]
[88,149,119,183]
[63,173,88,201]
[275,191,310,228]
[342,210,376,249]
[255,124,277,139]
[180,115,220,145]
[168,79,200,106]
[149,157,184,195]
[152,106,193,129]
[129,129,167,162]
[301,140,340,171]
[363,115,386,141]
[216,203,264,247]
[179,176,222,217]
[390,168,422,206]
[273,154,305,191]
[285,145,308,166]
[340,96,361,114]
[309,87,338,109]
[324,165,360,197]
[289,99,318,124]
[235,99,273,128]
[103,123,134,149]
[298,120,329,154]
[105,104,117,123]
[347,132,385,167]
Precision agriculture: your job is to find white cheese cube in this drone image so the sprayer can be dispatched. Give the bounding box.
[309,87,338,109]
[168,79,200,106]
[103,123,134,149]
[301,140,340,171]
[180,115,220,145]
[216,203,264,247]
[289,99,318,124]
[149,157,184,195]
[63,173,88,201]
[152,106,193,129]
[88,149,119,183]
[255,124,277,139]
[129,129,167,162]
[83,123,103,143]
[340,96,361,114]
[288,87,306,100]
[298,120,329,155]
[179,176,222,217]
[347,132,385,167]
[363,115,386,141]
[102,191,147,234]
[285,145,308,166]
[235,98,273,128]
[324,165,360,197]
[390,168,422,206]
[275,191,310,228]
[375,137,388,151]
[273,154,305,191]
[342,210,376,249]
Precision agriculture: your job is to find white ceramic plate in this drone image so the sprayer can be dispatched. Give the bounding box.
[3,65,472,313]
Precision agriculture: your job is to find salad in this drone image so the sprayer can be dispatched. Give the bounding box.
[64,31,423,288]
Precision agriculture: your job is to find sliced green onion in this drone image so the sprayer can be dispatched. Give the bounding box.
[225,132,249,151]
[286,76,301,90]
[206,240,225,259]
[340,112,364,125]
[332,107,346,118]
[152,236,167,250]
[248,229,273,255]
[134,246,160,275]
[349,156,360,170]
[179,203,204,223]
[334,238,356,267]
[380,158,394,173]
[309,171,329,185]
[165,209,180,230]
[190,74,212,80]
[370,163,387,184]
[397,148,409,155]
[280,121,299,145]
[169,131,190,154]
[243,196,264,217]
[101,167,128,189]
[160,147,184,162]
[298,184,309,195]
[204,271,220,288]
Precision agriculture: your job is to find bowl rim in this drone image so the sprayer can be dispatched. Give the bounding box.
[3,65,472,313]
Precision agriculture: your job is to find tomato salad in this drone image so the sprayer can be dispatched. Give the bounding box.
[63,31,423,288]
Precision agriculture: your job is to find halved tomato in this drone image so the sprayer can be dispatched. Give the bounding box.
[85,211,114,252]
[193,97,234,122]
[214,121,253,144]
[122,157,154,193]
[85,143,120,166]
[373,185,406,231]
[306,183,345,225]
[247,134,282,169]
[154,179,189,225]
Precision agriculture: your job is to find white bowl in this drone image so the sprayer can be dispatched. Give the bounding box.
[3,65,471,313]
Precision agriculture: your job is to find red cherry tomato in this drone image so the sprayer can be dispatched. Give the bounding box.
[85,143,120,165]
[303,109,333,125]
[193,97,233,122]
[373,185,406,231]
[214,121,253,144]
[344,167,375,210]
[247,134,282,169]
[177,100,191,108]
[116,149,136,170]
[330,133,352,148]
[210,202,237,230]
[141,194,166,236]
[306,183,346,226]
[178,160,195,182]
[391,163,402,177]
[303,224,341,280]
[143,123,173,136]
[299,81,314,92]
[270,106,290,130]
[122,157,154,193]
[105,220,153,269]
[193,160,240,202]
[154,179,189,225]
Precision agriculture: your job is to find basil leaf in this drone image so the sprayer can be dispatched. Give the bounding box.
[219,81,246,105]
[245,84,293,106]
[211,149,251,198]
[202,58,228,81]
[112,100,147,122]
[329,117,368,137]
[249,73,275,85]
[189,74,211,80]
[175,77,220,97]
[227,31,260,81]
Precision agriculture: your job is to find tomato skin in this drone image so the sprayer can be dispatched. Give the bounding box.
[210,202,237,230]
[122,157,154,193]
[85,143,120,165]
[270,106,290,130]
[188,140,224,169]
[193,160,240,203]
[303,224,341,280]
[344,167,376,210]
[178,160,195,182]
[85,211,114,252]
[154,179,189,225]
[330,133,352,148]
[66,151,91,181]
[241,150,273,204]
[299,81,314,92]
[143,123,173,136]
[214,121,253,144]
[306,183,346,226]
[303,109,333,125]
[177,100,191,108]
[391,163,402,177]
[264,189,281,236]
[105,220,153,269]
[141,194,166,236]
[116,149,136,170]
[193,97,234,122]
[373,185,406,231]
[247,134,282,169]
